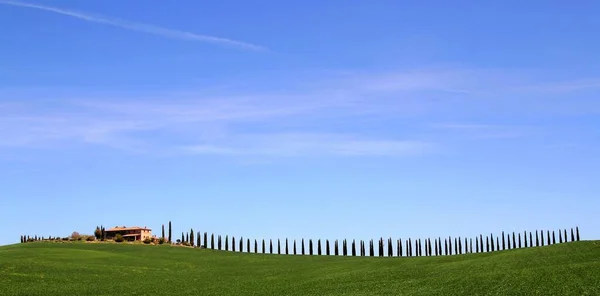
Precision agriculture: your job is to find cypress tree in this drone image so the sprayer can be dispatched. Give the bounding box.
[513,232,517,249]
[198,232,201,248]
[285,238,289,255]
[536,231,539,247]
[490,234,494,252]
[576,227,580,241]
[182,233,185,244]
[162,224,165,240]
[168,221,172,243]
[470,238,473,253]
[218,235,222,250]
[378,238,383,257]
[370,239,375,257]
[496,237,499,251]
[430,239,434,256]
[343,239,348,256]
[389,238,394,257]
[530,232,533,247]
[486,236,490,252]
[362,240,366,256]
[564,229,567,242]
[309,239,313,255]
[502,231,506,250]
[270,239,273,254]
[335,240,339,256]
[434,239,438,256]
[552,231,556,245]
[318,239,322,255]
[507,234,511,250]
[326,239,330,255]
[247,238,250,253]
[301,239,305,255]
[559,230,563,243]
[455,238,458,254]
[398,239,402,257]
[255,239,258,254]
[475,237,479,253]
[204,232,208,248]
[524,231,528,248]
[224,235,228,251]
[232,236,236,252]
[449,237,453,255]
[352,239,357,256]
[518,233,522,248]
[479,234,484,252]
[263,239,266,254]
[293,240,297,255]
[240,237,243,252]
[445,238,449,255]
[190,230,195,247]
[458,237,462,254]
[278,239,281,255]
[547,230,551,245]
[571,228,575,242]
[540,231,545,246]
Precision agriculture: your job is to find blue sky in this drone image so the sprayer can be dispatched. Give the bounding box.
[1,0,599,247]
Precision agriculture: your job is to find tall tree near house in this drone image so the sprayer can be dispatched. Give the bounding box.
[512,232,517,249]
[370,239,375,257]
[211,234,215,249]
[502,231,506,250]
[197,232,201,248]
[388,238,393,257]
[278,239,281,255]
[326,239,330,255]
[379,238,384,257]
[218,235,222,250]
[343,239,348,256]
[445,238,449,255]
[470,238,473,253]
[286,238,289,255]
[232,236,236,252]
[168,221,172,243]
[576,227,580,241]
[518,233,522,248]
[524,231,528,248]
[536,231,539,247]
[552,231,556,245]
[262,239,266,254]
[190,230,195,247]
[563,229,567,243]
[530,232,533,247]
[486,236,490,252]
[318,239,322,255]
[204,233,208,249]
[547,230,551,245]
[309,239,313,255]
[293,240,297,255]
[571,228,575,242]
[398,239,403,257]
[102,226,106,241]
[540,231,545,246]
[161,225,165,240]
[335,240,339,256]
[182,233,185,244]
[225,235,229,251]
[458,237,463,254]
[270,239,273,254]
[301,239,305,255]
[254,239,258,253]
[247,238,251,253]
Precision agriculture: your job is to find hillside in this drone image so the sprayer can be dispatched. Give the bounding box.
[1,241,599,295]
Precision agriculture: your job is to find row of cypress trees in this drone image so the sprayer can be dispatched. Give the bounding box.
[160,226,581,257]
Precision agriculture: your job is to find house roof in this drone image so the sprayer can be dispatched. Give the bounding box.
[106,226,152,232]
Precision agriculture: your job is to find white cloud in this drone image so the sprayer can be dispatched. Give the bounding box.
[0,0,267,51]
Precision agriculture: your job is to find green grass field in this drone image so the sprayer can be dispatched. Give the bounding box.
[1,241,599,295]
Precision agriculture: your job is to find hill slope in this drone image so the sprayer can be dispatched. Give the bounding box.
[1,241,599,295]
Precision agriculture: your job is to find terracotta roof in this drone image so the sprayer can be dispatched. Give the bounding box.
[122,234,141,237]
[106,226,152,232]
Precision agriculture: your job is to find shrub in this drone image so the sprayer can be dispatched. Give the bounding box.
[158,237,165,245]
[86,236,95,242]
[143,238,152,244]
[71,231,81,240]
[115,234,125,243]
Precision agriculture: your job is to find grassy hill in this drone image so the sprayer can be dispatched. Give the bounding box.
[1,241,599,296]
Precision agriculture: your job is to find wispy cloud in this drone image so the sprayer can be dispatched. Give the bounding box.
[0,0,267,51]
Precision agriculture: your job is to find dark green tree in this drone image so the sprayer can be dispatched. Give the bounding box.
[486,236,490,252]
[270,239,273,254]
[286,238,289,255]
[559,230,563,243]
[161,225,165,240]
[232,236,236,252]
[168,221,172,244]
[301,239,305,255]
[224,235,228,251]
[370,239,374,257]
[254,239,258,253]
[204,232,208,249]
[571,228,575,242]
[211,234,215,249]
[182,233,185,244]
[379,238,384,257]
[445,238,449,255]
[547,230,551,245]
[262,239,266,254]
[469,238,473,253]
[335,239,339,256]
[518,233,522,248]
[239,236,243,252]
[552,231,556,245]
[278,239,281,255]
[94,226,102,240]
[326,239,330,255]
[524,231,528,248]
[530,232,533,247]
[218,235,222,250]
[576,227,580,241]
[343,239,348,256]
[536,231,539,247]
[564,229,567,242]
[540,231,545,246]
[308,239,312,255]
[512,232,517,249]
[398,239,403,257]
[190,229,195,247]
[391,238,396,257]
[318,239,322,255]
[247,238,251,253]
[459,237,463,254]
[197,232,201,248]
[354,240,358,257]
[293,240,297,255]
[502,231,506,250]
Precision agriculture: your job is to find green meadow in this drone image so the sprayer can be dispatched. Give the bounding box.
[1,241,599,295]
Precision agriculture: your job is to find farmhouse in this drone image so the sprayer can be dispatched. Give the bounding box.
[105,226,152,242]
